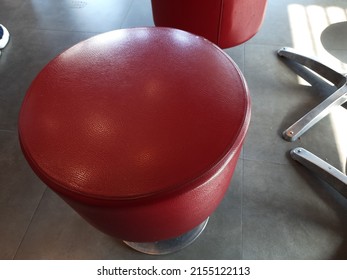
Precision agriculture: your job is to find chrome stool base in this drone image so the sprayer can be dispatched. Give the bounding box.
[124,218,209,255]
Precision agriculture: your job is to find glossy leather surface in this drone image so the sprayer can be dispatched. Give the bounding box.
[19,27,250,242]
[151,0,267,48]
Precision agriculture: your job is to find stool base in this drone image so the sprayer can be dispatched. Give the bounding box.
[123,218,209,255]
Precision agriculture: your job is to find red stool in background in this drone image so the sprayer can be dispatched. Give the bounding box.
[151,0,268,48]
[18,28,250,254]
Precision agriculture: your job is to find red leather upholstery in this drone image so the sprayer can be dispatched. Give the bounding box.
[151,0,267,48]
[19,28,250,242]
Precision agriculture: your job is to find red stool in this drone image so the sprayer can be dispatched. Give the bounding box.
[18,27,250,254]
[151,0,268,48]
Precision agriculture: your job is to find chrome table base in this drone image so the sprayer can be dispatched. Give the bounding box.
[291,148,347,198]
[278,47,346,199]
[124,218,209,255]
[278,47,347,142]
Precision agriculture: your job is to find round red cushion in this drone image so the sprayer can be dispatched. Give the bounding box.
[19,28,250,242]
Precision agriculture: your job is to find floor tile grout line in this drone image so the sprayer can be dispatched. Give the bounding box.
[241,153,245,260]
[13,26,102,36]
[241,42,246,260]
[242,156,292,166]
[243,41,246,72]
[12,187,48,260]
[0,129,16,133]
[245,40,294,50]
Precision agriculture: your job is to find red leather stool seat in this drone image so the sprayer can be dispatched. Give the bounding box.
[151,0,268,48]
[19,28,250,244]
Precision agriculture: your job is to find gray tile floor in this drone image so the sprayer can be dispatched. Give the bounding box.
[0,0,346,260]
